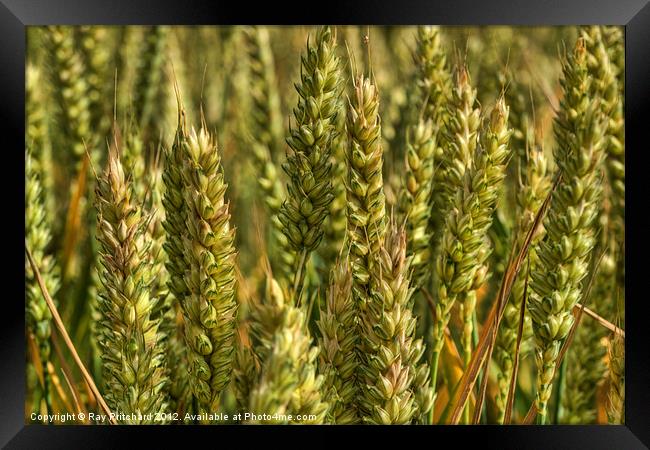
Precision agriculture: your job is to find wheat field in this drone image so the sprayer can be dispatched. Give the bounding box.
[24,25,625,425]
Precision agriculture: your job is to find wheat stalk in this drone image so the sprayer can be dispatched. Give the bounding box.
[428,66,480,376]
[178,126,238,412]
[25,147,60,415]
[402,27,450,290]
[43,26,94,169]
[133,26,168,139]
[462,96,513,403]
[278,26,343,300]
[75,26,111,138]
[430,94,511,422]
[528,38,607,424]
[358,222,433,423]
[243,26,295,284]
[94,144,169,422]
[346,73,388,300]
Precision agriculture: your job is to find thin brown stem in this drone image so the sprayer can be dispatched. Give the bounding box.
[575,304,625,338]
[59,366,87,420]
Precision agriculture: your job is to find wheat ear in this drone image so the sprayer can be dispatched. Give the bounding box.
[528,38,607,424]
[243,26,295,284]
[436,64,481,219]
[74,26,111,137]
[319,95,349,274]
[606,331,625,424]
[277,26,343,299]
[358,222,433,423]
[582,26,625,225]
[402,27,450,290]
[26,63,57,228]
[95,144,169,422]
[430,95,511,422]
[247,278,328,423]
[179,127,238,411]
[43,26,94,169]
[346,73,388,301]
[25,148,61,415]
[133,26,168,139]
[494,145,551,423]
[318,258,360,423]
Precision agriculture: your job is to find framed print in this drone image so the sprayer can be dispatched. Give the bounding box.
[3,0,648,447]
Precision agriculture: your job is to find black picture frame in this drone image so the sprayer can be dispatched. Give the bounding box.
[4,0,648,447]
